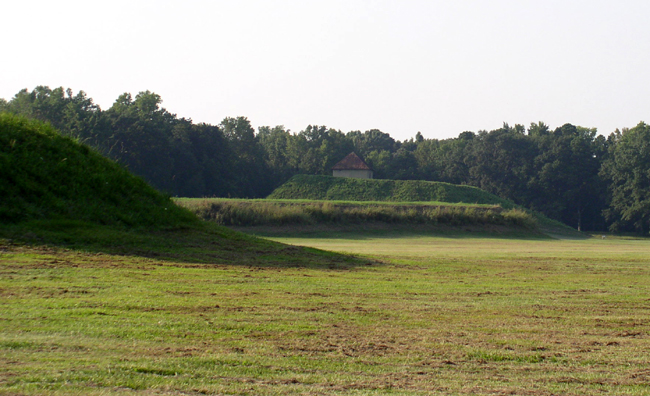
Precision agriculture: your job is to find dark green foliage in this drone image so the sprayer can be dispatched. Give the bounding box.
[101,91,178,193]
[347,129,396,157]
[527,125,607,231]
[0,86,102,143]
[0,113,196,227]
[219,117,273,197]
[465,126,536,205]
[414,123,608,231]
[268,175,516,207]
[601,122,650,235]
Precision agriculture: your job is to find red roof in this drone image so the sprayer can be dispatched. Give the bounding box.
[332,152,372,170]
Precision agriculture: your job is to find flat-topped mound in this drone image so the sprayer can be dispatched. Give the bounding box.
[0,113,196,227]
[267,175,582,238]
[268,174,516,207]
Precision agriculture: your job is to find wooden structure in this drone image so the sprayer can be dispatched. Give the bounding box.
[332,152,373,179]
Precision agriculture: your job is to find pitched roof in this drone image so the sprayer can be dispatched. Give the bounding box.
[332,152,372,170]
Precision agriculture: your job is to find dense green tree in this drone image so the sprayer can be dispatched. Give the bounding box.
[221,117,257,161]
[167,120,204,196]
[220,116,271,197]
[414,137,472,184]
[258,125,294,188]
[187,123,234,196]
[6,86,68,123]
[2,86,103,145]
[59,90,103,145]
[528,124,606,230]
[102,91,177,192]
[364,150,392,179]
[465,126,537,205]
[347,129,396,157]
[528,121,550,137]
[388,148,421,180]
[318,128,355,172]
[284,125,354,175]
[601,122,650,234]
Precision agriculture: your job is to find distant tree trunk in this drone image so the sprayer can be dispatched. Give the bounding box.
[577,209,582,232]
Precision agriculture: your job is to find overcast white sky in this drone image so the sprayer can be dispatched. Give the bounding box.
[2,0,649,140]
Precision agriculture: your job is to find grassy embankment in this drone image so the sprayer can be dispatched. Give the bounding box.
[0,113,356,267]
[177,198,537,231]
[267,174,579,236]
[177,174,575,237]
[2,232,649,395]
[267,174,517,204]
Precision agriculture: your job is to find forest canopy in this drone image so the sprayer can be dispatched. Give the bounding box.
[2,86,649,234]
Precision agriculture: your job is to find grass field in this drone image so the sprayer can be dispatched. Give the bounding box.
[2,232,650,395]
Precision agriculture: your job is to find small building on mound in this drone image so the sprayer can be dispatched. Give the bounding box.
[332,152,373,179]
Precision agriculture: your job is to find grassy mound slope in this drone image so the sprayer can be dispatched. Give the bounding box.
[268,174,516,207]
[267,175,581,237]
[0,113,196,227]
[0,114,360,267]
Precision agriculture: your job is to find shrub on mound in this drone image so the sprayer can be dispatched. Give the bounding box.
[0,113,196,228]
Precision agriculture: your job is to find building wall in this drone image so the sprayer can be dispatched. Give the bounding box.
[332,169,373,179]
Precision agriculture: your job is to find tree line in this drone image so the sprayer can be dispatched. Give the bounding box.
[2,86,649,234]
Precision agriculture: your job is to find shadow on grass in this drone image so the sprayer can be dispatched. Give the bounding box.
[233,223,558,241]
[0,220,371,269]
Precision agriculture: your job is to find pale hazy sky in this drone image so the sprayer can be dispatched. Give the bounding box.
[3,0,649,140]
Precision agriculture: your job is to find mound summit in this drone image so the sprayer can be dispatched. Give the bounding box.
[268,174,517,207]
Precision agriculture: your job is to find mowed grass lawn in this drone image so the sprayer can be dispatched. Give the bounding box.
[1,233,650,395]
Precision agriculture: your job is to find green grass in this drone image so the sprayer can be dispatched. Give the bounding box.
[2,233,650,395]
[0,113,197,228]
[267,175,518,206]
